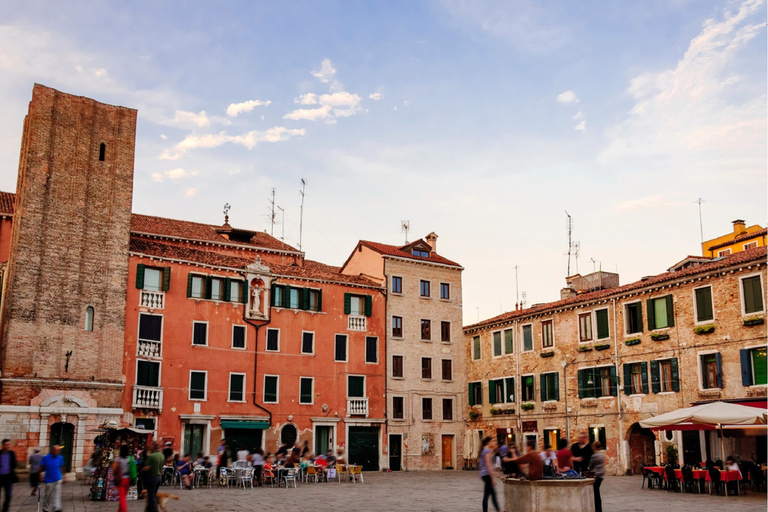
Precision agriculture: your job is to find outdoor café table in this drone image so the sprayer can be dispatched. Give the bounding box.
[706,469,743,496]
[193,466,209,488]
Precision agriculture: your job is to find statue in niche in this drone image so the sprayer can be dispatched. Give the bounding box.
[249,278,264,318]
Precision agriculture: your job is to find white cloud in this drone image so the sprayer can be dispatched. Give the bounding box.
[295,93,318,105]
[160,134,168,140]
[150,168,198,181]
[573,111,584,121]
[403,100,412,107]
[173,110,210,128]
[226,99,272,117]
[151,172,163,182]
[283,105,333,121]
[557,90,579,104]
[284,91,362,122]
[613,194,685,213]
[574,120,586,131]
[184,188,197,198]
[160,127,305,159]
[312,59,338,89]
[369,92,383,100]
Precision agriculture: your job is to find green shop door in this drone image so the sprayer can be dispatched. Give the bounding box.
[49,423,74,472]
[348,426,379,471]
[183,424,204,458]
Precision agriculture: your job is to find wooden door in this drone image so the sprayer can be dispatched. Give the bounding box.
[389,434,401,471]
[441,435,454,470]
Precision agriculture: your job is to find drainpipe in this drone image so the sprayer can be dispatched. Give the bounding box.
[563,359,573,442]
[612,297,624,473]
[515,320,521,450]
[240,273,273,427]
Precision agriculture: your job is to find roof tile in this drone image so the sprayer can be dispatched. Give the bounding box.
[358,239,462,267]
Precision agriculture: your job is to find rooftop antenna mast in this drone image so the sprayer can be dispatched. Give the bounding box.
[298,179,306,252]
[521,291,527,309]
[565,211,573,276]
[268,188,276,236]
[278,205,285,265]
[573,242,580,274]
[513,265,520,306]
[401,220,410,244]
[697,198,704,245]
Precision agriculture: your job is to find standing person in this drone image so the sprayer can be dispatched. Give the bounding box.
[501,442,520,476]
[251,448,265,486]
[0,439,18,512]
[556,438,577,476]
[588,442,606,512]
[570,432,593,475]
[510,440,544,481]
[29,447,43,496]
[39,445,65,512]
[110,445,131,512]
[237,445,249,462]
[142,441,164,512]
[478,437,501,512]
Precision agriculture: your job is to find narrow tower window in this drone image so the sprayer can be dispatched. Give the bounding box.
[85,306,94,331]
[99,143,106,161]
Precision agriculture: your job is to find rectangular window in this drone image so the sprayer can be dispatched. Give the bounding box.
[272,286,283,307]
[189,371,206,400]
[442,359,453,381]
[143,268,162,292]
[301,332,314,354]
[442,398,453,421]
[210,277,225,301]
[600,367,613,397]
[472,336,481,360]
[578,313,593,342]
[595,309,610,340]
[624,362,648,395]
[365,337,378,363]
[647,295,674,330]
[392,396,404,419]
[521,375,535,402]
[190,275,205,298]
[441,321,451,342]
[694,286,714,322]
[232,325,246,349]
[347,376,365,397]
[229,280,242,302]
[578,367,617,398]
[422,398,433,420]
[541,320,553,348]
[335,334,348,362]
[522,325,533,351]
[718,249,732,257]
[392,355,404,378]
[744,241,759,250]
[392,276,402,294]
[504,329,514,354]
[421,319,431,341]
[266,328,279,351]
[299,377,313,404]
[136,360,160,387]
[741,347,767,386]
[651,358,679,393]
[420,280,430,297]
[625,302,643,334]
[440,283,450,300]
[468,382,483,406]
[263,375,278,403]
[344,293,371,316]
[701,353,722,389]
[289,288,301,309]
[540,372,560,401]
[138,314,162,356]
[421,357,432,379]
[742,275,764,314]
[588,427,606,449]
[192,322,208,346]
[660,361,673,392]
[392,316,403,338]
[229,373,245,402]
[306,289,321,312]
[490,379,506,404]
[492,331,502,357]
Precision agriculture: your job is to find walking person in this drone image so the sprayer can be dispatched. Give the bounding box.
[0,439,18,512]
[39,445,65,512]
[571,432,593,475]
[28,447,43,496]
[588,442,606,512]
[479,437,501,512]
[142,441,164,512]
[111,445,131,512]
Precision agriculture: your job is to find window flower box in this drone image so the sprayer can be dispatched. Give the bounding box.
[594,344,611,351]
[624,338,641,346]
[540,351,555,358]
[578,346,593,352]
[521,403,535,411]
[744,317,765,327]
[468,410,481,421]
[693,324,715,335]
[650,333,670,341]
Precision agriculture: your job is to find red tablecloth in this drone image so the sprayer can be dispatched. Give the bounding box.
[707,470,742,483]
[646,466,740,482]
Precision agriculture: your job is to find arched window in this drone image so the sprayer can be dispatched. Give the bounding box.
[85,306,94,331]
[280,424,297,446]
[99,143,106,161]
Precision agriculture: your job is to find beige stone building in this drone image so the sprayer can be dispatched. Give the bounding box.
[463,246,766,475]
[342,233,465,470]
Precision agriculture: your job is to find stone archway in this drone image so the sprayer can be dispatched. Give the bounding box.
[627,422,656,474]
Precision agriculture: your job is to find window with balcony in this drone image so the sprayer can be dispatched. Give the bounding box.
[192,322,208,346]
[266,328,280,351]
[741,275,764,314]
[189,371,207,400]
[335,334,348,362]
[138,313,162,358]
[442,359,453,381]
[625,302,643,334]
[299,377,313,404]
[741,347,767,386]
[263,375,279,403]
[650,358,679,392]
[136,265,169,292]
[392,396,404,419]
[422,398,433,420]
[392,276,402,294]
[442,398,453,421]
[521,375,535,402]
[522,325,533,351]
[365,337,378,363]
[344,293,371,316]
[421,319,431,341]
[441,321,451,342]
[540,372,560,401]
[420,280,430,297]
[301,332,314,354]
[624,362,648,395]
[647,295,674,330]
[700,353,722,389]
[136,360,160,387]
[229,373,245,402]
[232,325,246,349]
[392,355,404,378]
[421,357,432,379]
[440,282,450,300]
[468,381,483,406]
[347,376,365,397]
[392,316,403,338]
[541,320,554,348]
[694,286,714,322]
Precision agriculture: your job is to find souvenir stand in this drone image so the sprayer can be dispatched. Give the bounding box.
[89,423,152,501]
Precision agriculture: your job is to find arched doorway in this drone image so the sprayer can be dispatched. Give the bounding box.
[627,423,655,474]
[280,424,297,447]
[50,423,75,472]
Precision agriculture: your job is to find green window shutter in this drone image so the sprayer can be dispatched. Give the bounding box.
[186,273,194,298]
[488,379,496,403]
[223,278,231,302]
[595,309,609,339]
[468,383,475,406]
[204,276,212,300]
[609,366,618,396]
[744,276,764,313]
[695,288,713,322]
[650,360,660,393]
[670,358,680,392]
[740,349,752,386]
[270,285,277,307]
[282,286,291,308]
[641,362,649,394]
[665,295,674,327]
[344,293,351,315]
[316,290,322,312]
[623,365,632,395]
[646,299,656,330]
[715,353,723,388]
[241,280,248,303]
[540,374,546,402]
[161,267,171,291]
[300,288,309,310]
[553,373,560,401]
[364,295,372,317]
[136,264,146,289]
[505,377,515,403]
[752,349,767,385]
[577,370,585,399]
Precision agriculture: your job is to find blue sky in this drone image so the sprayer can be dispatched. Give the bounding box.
[0,0,765,323]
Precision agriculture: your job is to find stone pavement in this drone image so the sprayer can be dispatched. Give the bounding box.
[4,472,765,512]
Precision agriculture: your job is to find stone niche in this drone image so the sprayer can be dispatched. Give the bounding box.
[503,478,595,512]
[245,259,271,321]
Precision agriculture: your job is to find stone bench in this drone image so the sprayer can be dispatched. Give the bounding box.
[503,477,595,512]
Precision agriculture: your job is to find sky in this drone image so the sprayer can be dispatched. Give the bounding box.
[0,0,765,324]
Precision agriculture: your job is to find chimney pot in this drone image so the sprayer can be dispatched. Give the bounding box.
[425,232,438,253]
[732,219,746,235]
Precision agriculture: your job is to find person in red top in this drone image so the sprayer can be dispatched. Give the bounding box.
[556,438,574,472]
[510,440,543,481]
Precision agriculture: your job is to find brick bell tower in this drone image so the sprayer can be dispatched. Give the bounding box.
[0,85,136,463]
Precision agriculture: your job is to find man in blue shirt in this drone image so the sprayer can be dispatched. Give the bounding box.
[39,445,65,512]
[0,439,18,512]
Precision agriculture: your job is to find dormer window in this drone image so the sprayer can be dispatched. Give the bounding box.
[413,249,429,257]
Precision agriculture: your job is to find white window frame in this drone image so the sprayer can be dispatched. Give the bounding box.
[189,370,207,401]
[231,324,247,350]
[625,360,645,396]
[209,275,226,302]
[745,344,768,387]
[697,350,720,391]
[346,374,366,398]
[540,318,555,349]
[191,321,209,346]
[540,371,558,402]
[521,324,534,353]
[391,395,405,421]
[739,272,765,317]
[263,374,279,404]
[266,327,280,352]
[391,275,403,295]
[577,311,593,343]
[299,376,314,405]
[420,318,432,342]
[520,373,535,403]
[471,335,482,360]
[491,330,503,358]
[655,357,675,394]
[228,372,246,402]
[391,316,404,339]
[135,358,162,387]
[229,279,243,303]
[189,274,205,299]
[334,333,348,362]
[692,285,715,325]
[648,294,674,331]
[718,249,731,257]
[489,376,513,405]
[744,241,758,250]
[301,331,315,355]
[624,300,643,336]
[137,312,164,359]
[421,356,433,381]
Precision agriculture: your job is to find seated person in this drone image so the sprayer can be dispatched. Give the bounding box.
[540,444,558,477]
[195,452,205,467]
[510,440,543,481]
[725,456,742,495]
[325,450,336,466]
[502,443,520,476]
[176,454,193,489]
[336,450,346,465]
[299,454,311,470]
[556,438,578,477]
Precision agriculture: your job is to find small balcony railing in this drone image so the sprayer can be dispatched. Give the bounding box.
[140,290,165,309]
[347,397,369,417]
[132,385,163,410]
[137,339,161,358]
[348,315,366,332]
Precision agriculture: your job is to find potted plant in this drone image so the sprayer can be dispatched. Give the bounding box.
[651,333,670,341]
[521,403,535,411]
[665,444,678,467]
[625,338,641,346]
[693,324,715,335]
[468,409,480,421]
[744,316,765,327]
[594,344,611,351]
[579,345,593,352]
[540,351,555,358]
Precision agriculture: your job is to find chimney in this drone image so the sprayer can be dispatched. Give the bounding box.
[732,219,746,235]
[425,232,438,253]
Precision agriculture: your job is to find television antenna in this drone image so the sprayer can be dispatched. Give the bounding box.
[401,221,410,244]
[268,188,276,236]
[573,241,580,274]
[298,179,306,252]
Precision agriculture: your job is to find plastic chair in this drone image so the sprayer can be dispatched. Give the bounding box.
[680,466,697,493]
[640,466,652,489]
[335,464,347,484]
[304,465,318,483]
[664,466,679,492]
[349,465,364,483]
[708,467,724,496]
[282,468,298,488]
[238,467,254,489]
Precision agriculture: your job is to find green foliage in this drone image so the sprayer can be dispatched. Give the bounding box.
[693,324,715,335]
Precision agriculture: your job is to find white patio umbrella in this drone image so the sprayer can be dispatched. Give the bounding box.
[639,401,768,461]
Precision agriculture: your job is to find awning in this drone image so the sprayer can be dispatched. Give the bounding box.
[220,420,269,430]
